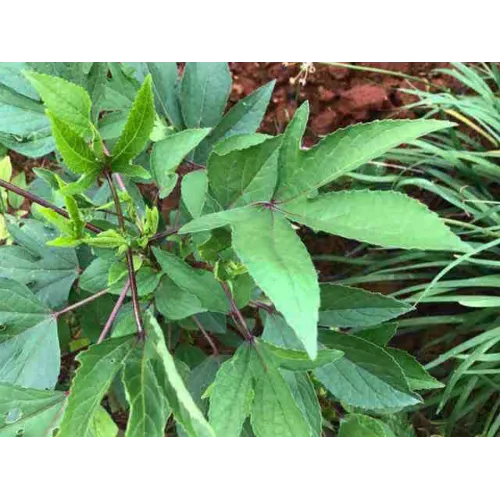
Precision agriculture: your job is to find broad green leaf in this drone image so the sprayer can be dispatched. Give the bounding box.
[282,371,322,437]
[111,74,155,167]
[353,323,397,347]
[387,348,444,391]
[194,80,275,163]
[209,342,254,437]
[0,63,39,99]
[182,170,208,218]
[155,276,206,320]
[58,335,136,437]
[250,340,312,437]
[213,133,270,154]
[88,406,119,437]
[315,331,421,411]
[24,71,93,136]
[261,311,304,350]
[0,384,66,437]
[8,171,26,209]
[338,413,394,437]
[0,218,79,308]
[47,111,101,175]
[146,312,214,437]
[0,279,59,390]
[150,128,210,197]
[112,163,150,179]
[179,62,232,128]
[231,208,319,359]
[274,117,455,202]
[262,341,343,371]
[285,190,470,252]
[179,206,254,234]
[122,339,172,437]
[153,248,229,313]
[319,284,412,328]
[187,356,224,415]
[208,136,281,209]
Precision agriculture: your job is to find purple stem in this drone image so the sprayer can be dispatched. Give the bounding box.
[52,288,109,319]
[97,280,131,344]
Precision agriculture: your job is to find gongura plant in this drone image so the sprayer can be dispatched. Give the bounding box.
[0,62,470,437]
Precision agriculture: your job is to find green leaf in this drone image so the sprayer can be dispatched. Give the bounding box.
[155,276,206,320]
[58,335,136,437]
[262,341,343,371]
[231,208,319,359]
[182,170,208,219]
[47,112,101,175]
[319,284,412,328]
[112,163,150,180]
[150,128,210,197]
[111,74,155,167]
[0,384,66,437]
[24,71,93,136]
[122,339,172,437]
[207,135,281,209]
[179,62,231,128]
[0,218,79,308]
[208,342,254,437]
[250,340,312,437]
[146,312,214,437]
[178,206,254,234]
[0,279,59,390]
[88,406,119,437]
[261,311,304,350]
[353,323,397,347]
[387,348,444,391]
[274,114,455,202]
[338,413,394,437]
[282,371,322,437]
[285,190,470,252]
[315,331,421,411]
[8,171,26,209]
[194,80,275,163]
[153,248,229,313]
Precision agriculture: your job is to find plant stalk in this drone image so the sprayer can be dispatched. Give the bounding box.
[104,170,145,339]
[193,315,219,356]
[52,288,109,319]
[0,178,101,234]
[97,280,131,344]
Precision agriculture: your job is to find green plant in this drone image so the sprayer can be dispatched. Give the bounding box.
[320,62,500,436]
[0,62,469,437]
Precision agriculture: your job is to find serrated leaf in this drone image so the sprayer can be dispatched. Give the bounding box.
[285,190,470,252]
[194,80,275,163]
[262,341,343,371]
[150,128,210,197]
[387,348,444,391]
[111,74,155,167]
[0,384,66,437]
[0,218,79,308]
[122,339,172,437]
[338,413,393,437]
[146,312,214,437]
[112,163,150,179]
[282,371,322,437]
[58,335,136,437]
[155,276,206,320]
[274,116,455,202]
[208,342,254,437]
[24,71,93,136]
[182,170,208,219]
[179,62,231,129]
[47,111,101,175]
[353,323,397,347]
[231,207,319,359]
[208,135,281,209]
[153,248,229,313]
[319,284,412,328]
[250,340,312,437]
[315,331,421,411]
[0,279,59,390]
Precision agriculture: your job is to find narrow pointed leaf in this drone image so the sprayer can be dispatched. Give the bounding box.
[275,118,455,202]
[338,413,393,437]
[231,208,319,359]
[112,74,155,166]
[178,206,254,234]
[182,170,208,219]
[58,335,136,437]
[285,190,470,252]
[319,284,412,328]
